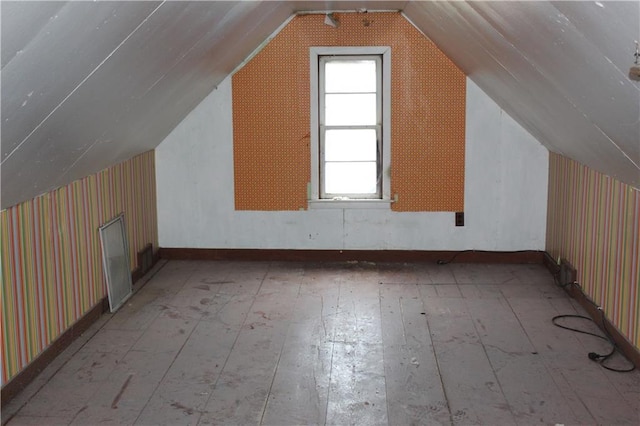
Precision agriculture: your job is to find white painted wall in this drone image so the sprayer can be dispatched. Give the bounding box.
[156,77,548,250]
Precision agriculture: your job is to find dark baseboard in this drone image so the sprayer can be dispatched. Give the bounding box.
[564,283,640,369]
[159,248,545,264]
[0,297,108,406]
[542,252,640,369]
[542,251,560,275]
[1,246,160,407]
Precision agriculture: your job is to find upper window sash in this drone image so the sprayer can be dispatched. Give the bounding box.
[319,55,382,127]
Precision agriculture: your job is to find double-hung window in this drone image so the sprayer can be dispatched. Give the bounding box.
[320,55,381,198]
[310,47,391,207]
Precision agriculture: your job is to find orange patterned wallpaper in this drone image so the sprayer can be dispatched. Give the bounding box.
[233,12,465,211]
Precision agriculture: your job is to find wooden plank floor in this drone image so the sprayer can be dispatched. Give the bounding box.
[3,260,639,425]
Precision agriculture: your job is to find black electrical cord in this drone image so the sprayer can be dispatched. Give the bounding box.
[552,310,635,373]
[547,267,634,372]
[435,249,535,265]
[438,252,635,372]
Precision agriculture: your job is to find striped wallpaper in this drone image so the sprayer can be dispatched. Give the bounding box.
[546,153,640,351]
[1,151,158,385]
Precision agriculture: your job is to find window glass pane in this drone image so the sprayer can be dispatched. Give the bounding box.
[325,129,377,161]
[325,93,376,125]
[324,162,377,194]
[325,60,377,93]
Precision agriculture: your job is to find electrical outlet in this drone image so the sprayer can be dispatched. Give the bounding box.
[559,258,577,286]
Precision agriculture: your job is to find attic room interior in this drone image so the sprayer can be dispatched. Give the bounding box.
[1,0,639,424]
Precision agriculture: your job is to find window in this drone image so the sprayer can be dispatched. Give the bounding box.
[310,47,391,208]
[320,56,380,198]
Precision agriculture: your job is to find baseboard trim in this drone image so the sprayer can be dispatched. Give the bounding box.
[564,283,640,369]
[1,247,160,407]
[542,251,560,275]
[159,248,545,264]
[542,252,640,369]
[0,297,108,407]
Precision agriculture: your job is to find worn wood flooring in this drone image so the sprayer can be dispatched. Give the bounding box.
[3,260,639,425]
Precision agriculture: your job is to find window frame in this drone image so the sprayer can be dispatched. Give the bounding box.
[309,46,392,208]
[319,55,382,199]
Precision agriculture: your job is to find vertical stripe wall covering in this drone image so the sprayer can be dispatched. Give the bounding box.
[0,151,158,386]
[546,153,640,351]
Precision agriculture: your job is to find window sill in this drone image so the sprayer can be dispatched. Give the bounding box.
[307,199,393,209]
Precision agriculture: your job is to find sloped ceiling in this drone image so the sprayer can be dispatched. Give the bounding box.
[406,0,640,189]
[1,1,638,209]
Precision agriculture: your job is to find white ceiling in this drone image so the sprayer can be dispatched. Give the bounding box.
[406,0,639,188]
[1,1,638,209]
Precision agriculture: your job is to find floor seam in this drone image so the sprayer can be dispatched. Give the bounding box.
[258,267,302,425]
[419,289,454,426]
[197,261,272,425]
[379,285,391,426]
[132,310,204,424]
[463,297,519,424]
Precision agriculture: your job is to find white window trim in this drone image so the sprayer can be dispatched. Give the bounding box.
[309,46,392,209]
